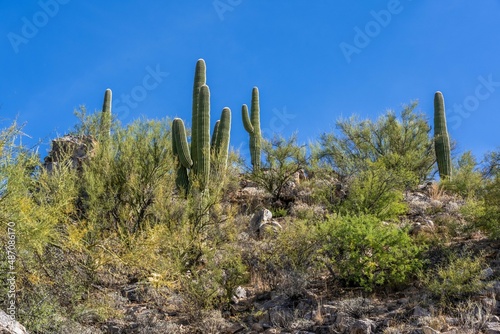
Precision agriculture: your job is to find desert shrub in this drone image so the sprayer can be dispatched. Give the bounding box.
[80,118,176,240]
[317,102,435,186]
[476,176,500,239]
[470,148,500,238]
[0,121,86,332]
[422,253,487,305]
[442,151,483,199]
[247,219,320,296]
[318,214,424,291]
[250,134,308,202]
[339,160,409,220]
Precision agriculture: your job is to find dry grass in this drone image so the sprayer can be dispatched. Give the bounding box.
[428,182,446,200]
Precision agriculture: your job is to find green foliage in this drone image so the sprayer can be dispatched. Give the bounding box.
[468,148,500,239]
[442,151,483,199]
[0,121,86,332]
[82,118,176,238]
[317,102,434,186]
[340,160,409,220]
[422,253,487,305]
[434,91,452,180]
[248,219,319,296]
[482,148,500,178]
[318,214,424,291]
[477,174,500,239]
[250,134,308,201]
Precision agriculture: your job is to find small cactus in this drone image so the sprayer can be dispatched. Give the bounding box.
[434,91,452,180]
[242,87,262,171]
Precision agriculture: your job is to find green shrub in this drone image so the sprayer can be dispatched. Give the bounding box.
[247,219,320,296]
[250,134,308,201]
[317,102,435,186]
[339,160,408,220]
[318,214,424,291]
[422,253,487,305]
[470,149,500,239]
[442,151,483,199]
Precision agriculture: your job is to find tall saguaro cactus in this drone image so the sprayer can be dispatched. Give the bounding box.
[171,59,231,194]
[196,85,211,190]
[191,59,207,173]
[100,88,112,139]
[434,91,452,180]
[242,87,262,171]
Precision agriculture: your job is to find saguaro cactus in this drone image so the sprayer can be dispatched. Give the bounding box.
[196,84,211,190]
[172,118,191,193]
[434,91,452,180]
[191,59,207,173]
[171,59,231,194]
[242,87,262,171]
[100,88,112,139]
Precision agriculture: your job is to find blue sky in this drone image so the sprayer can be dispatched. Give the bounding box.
[1,1,500,162]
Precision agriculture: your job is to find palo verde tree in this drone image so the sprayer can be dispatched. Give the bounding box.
[317,101,435,187]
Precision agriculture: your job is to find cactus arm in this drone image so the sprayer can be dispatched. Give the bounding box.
[173,118,193,169]
[191,59,206,172]
[197,85,211,190]
[215,107,231,167]
[250,87,261,135]
[211,120,220,150]
[434,91,452,179]
[242,104,254,134]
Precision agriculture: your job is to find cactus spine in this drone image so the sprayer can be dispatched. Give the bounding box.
[434,91,452,180]
[171,59,231,194]
[242,87,262,171]
[100,88,112,139]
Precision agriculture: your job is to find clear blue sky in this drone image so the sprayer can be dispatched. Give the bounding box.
[1,1,499,162]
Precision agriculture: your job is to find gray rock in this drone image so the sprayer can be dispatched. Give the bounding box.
[232,286,247,304]
[249,208,282,238]
[349,319,375,334]
[485,322,500,334]
[335,312,354,333]
[0,310,28,334]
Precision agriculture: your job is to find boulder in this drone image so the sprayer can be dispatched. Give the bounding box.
[0,310,28,334]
